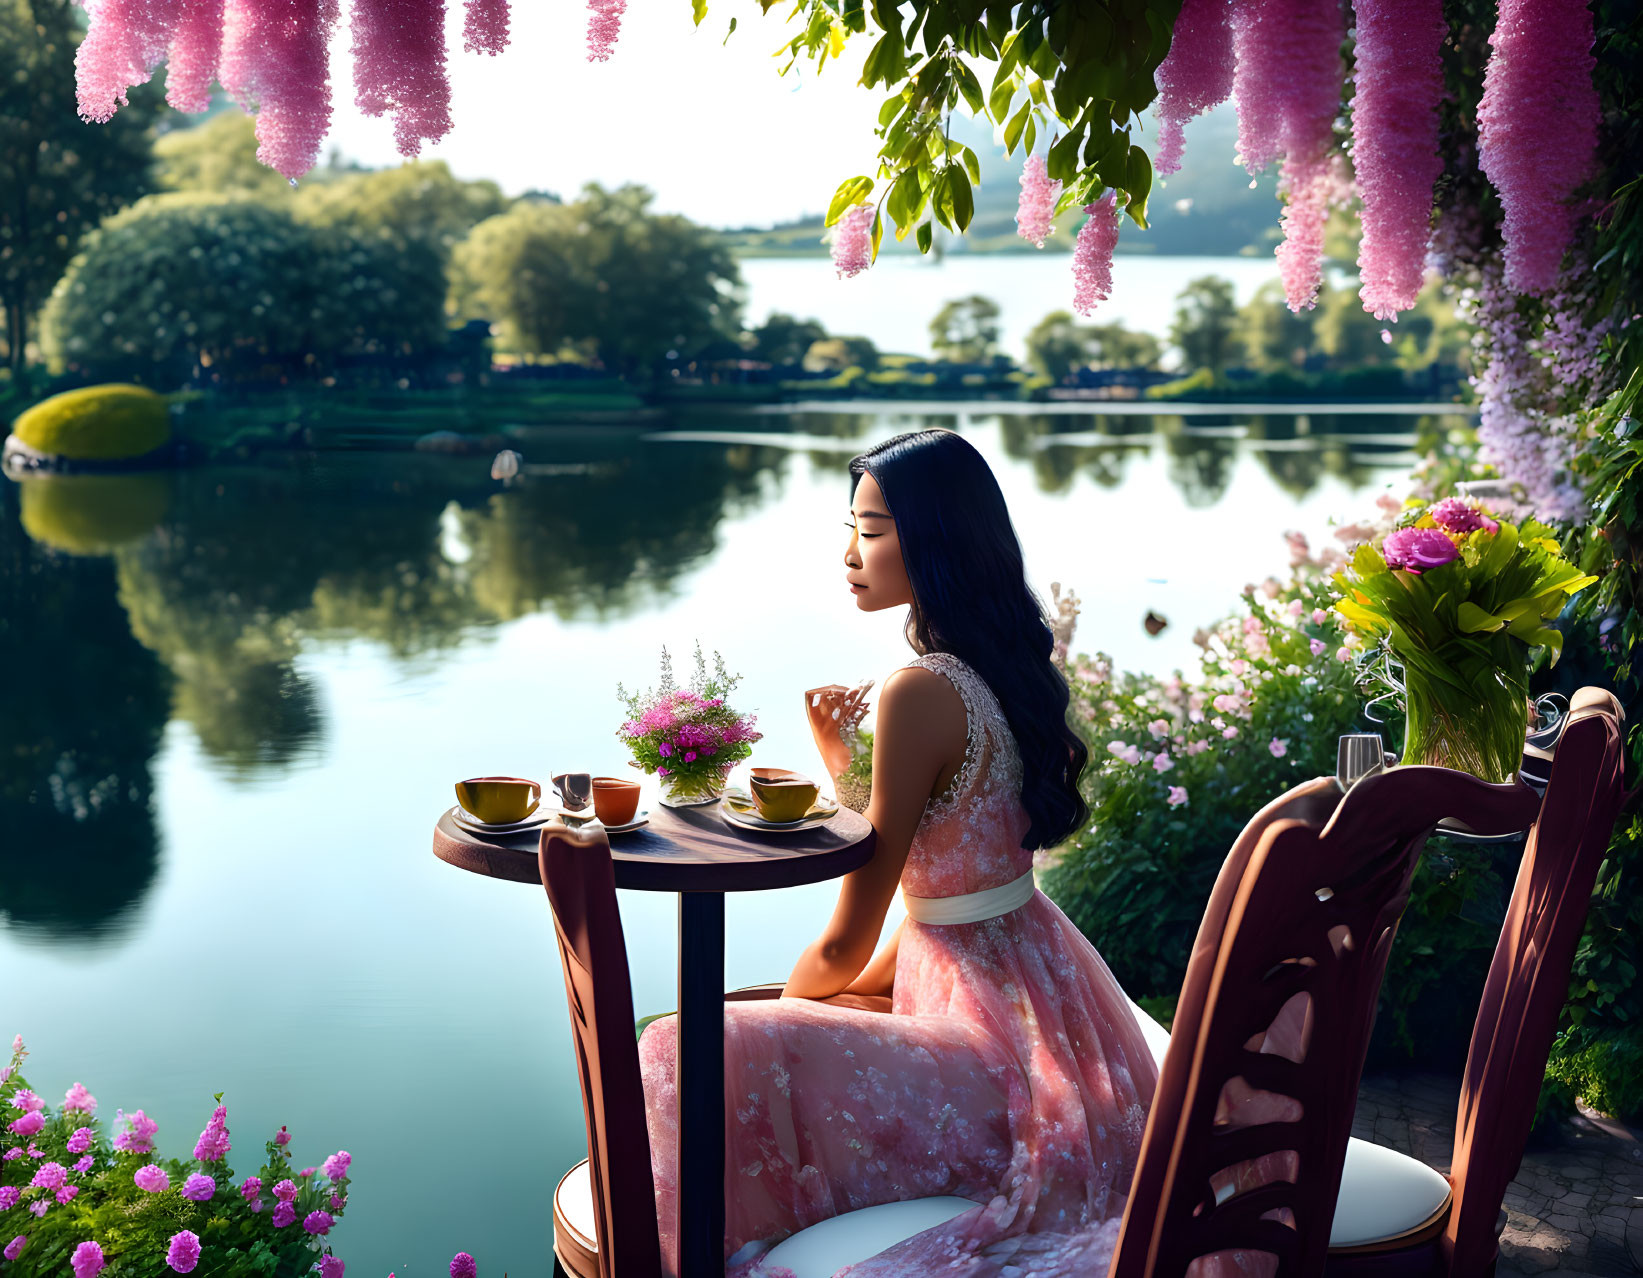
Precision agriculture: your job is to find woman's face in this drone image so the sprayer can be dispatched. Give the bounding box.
[843,471,914,612]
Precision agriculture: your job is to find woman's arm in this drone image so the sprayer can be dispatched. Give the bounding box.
[838,918,904,999]
[782,667,962,1000]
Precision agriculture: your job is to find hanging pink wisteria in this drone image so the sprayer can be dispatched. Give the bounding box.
[1350,0,1446,321]
[1016,153,1062,248]
[1476,0,1603,296]
[1151,0,1236,177]
[831,203,875,280]
[586,0,627,61]
[1072,192,1121,317]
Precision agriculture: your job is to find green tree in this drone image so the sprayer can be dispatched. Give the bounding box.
[36,193,447,387]
[1025,311,1087,384]
[748,312,828,365]
[1315,281,1398,369]
[450,183,742,383]
[1087,322,1162,369]
[803,336,879,372]
[0,0,166,377]
[929,294,1001,364]
[290,158,511,257]
[1237,278,1319,372]
[1169,275,1240,378]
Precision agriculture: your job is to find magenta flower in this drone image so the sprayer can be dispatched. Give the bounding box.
[134,1163,171,1193]
[72,1241,106,1278]
[320,1258,346,1278]
[831,203,875,280]
[0,1187,17,1210]
[72,1240,106,1278]
[113,1109,158,1154]
[166,1229,202,1274]
[1380,527,1459,573]
[241,1175,264,1204]
[4,1236,26,1261]
[8,1110,44,1138]
[1167,785,1190,807]
[1477,0,1602,294]
[73,1155,94,1174]
[304,1210,335,1235]
[273,1178,299,1202]
[1429,497,1498,535]
[657,741,673,758]
[212,0,349,181]
[1153,0,1236,175]
[182,1173,216,1201]
[30,1161,67,1191]
[1,1149,20,1161]
[1310,638,1327,656]
[193,1104,231,1162]
[321,1150,351,1181]
[11,1088,44,1112]
[66,1127,94,1154]
[272,1201,298,1228]
[330,1191,347,1209]
[1015,153,1062,248]
[27,1201,46,1218]
[462,0,510,57]
[275,1126,291,1147]
[585,0,625,61]
[301,1166,316,1178]
[63,1083,97,1114]
[451,1253,478,1278]
[1312,608,1329,624]
[1269,737,1289,758]
[1351,0,1446,319]
[1152,752,1175,774]
[55,1185,79,1205]
[1072,192,1121,317]
[344,0,455,168]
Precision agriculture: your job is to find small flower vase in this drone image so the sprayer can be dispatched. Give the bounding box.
[1396,633,1531,785]
[656,762,736,808]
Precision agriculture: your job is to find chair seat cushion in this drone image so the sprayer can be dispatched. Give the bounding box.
[554,1159,598,1276]
[762,1196,981,1278]
[1123,997,1451,1249]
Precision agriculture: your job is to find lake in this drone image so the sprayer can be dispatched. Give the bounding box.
[737,254,1297,363]
[0,405,1457,1275]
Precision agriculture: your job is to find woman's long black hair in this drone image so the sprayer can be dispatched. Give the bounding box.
[849,428,1090,852]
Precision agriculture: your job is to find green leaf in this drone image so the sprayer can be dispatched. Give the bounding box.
[989,74,1017,122]
[1004,99,1032,154]
[1027,76,1046,106]
[870,207,883,263]
[959,144,982,185]
[879,90,908,127]
[1124,145,1152,229]
[1023,113,1037,160]
[826,175,875,227]
[722,15,736,43]
[916,219,933,252]
[932,169,954,229]
[861,32,905,86]
[692,0,707,25]
[949,163,974,231]
[1457,601,1507,633]
[953,59,985,114]
[1047,122,1085,183]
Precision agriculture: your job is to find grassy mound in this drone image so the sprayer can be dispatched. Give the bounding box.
[10,384,171,462]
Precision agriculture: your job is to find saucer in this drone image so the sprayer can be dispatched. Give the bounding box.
[721,788,839,831]
[451,804,560,835]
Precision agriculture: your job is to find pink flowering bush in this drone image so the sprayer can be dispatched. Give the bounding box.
[0,1038,350,1278]
[615,640,763,793]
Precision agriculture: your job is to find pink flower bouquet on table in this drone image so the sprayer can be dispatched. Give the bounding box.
[0,1035,350,1278]
[615,640,763,807]
[1328,495,1598,782]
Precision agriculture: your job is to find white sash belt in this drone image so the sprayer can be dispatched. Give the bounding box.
[902,869,1037,925]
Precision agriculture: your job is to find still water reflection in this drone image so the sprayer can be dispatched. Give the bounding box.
[0,407,1450,1274]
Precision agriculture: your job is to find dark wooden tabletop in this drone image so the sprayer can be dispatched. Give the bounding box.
[432,799,876,892]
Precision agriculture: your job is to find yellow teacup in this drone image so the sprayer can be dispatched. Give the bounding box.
[455,776,541,825]
[749,769,821,823]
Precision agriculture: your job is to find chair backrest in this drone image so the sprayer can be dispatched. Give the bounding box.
[539,818,662,1278]
[1444,687,1630,1278]
[1110,764,1544,1278]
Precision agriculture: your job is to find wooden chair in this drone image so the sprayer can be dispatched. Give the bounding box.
[1108,760,1542,1278]
[1320,686,1633,1278]
[539,757,1541,1278]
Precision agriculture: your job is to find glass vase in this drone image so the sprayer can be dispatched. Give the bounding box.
[656,763,735,808]
[1397,633,1532,784]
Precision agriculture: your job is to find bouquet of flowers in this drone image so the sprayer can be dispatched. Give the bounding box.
[1329,495,1598,782]
[615,641,763,806]
[1,1035,349,1278]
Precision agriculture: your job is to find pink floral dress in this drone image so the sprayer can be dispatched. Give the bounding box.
[638,651,1160,1278]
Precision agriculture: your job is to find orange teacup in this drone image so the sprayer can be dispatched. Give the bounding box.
[591,776,641,826]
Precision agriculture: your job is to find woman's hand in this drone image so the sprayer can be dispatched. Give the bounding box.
[804,680,873,778]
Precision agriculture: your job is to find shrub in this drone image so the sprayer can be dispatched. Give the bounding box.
[9,385,170,462]
[1546,1024,1643,1122]
[0,1036,350,1277]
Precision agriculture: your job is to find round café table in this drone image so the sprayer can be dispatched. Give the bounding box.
[433,797,876,1278]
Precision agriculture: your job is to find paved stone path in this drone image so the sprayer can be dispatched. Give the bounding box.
[1355,1071,1643,1277]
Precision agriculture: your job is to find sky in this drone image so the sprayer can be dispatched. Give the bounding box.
[319,0,891,228]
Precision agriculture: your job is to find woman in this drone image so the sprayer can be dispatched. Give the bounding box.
[638,428,1158,1277]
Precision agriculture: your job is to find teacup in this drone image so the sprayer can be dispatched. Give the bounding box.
[591,776,641,826]
[748,769,821,822]
[455,776,541,825]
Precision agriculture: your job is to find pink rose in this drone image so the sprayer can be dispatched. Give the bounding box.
[1380,527,1459,574]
